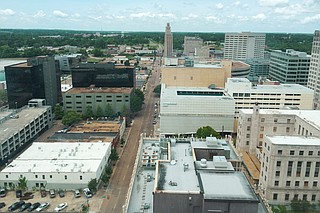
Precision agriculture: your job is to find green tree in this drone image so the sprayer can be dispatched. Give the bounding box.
[54,104,64,120]
[88,178,98,193]
[153,84,161,96]
[0,90,8,106]
[120,105,130,117]
[17,176,28,191]
[92,48,104,57]
[96,105,104,118]
[130,95,143,113]
[134,89,144,102]
[105,104,115,117]
[124,60,130,66]
[85,106,94,119]
[290,198,311,212]
[110,148,119,161]
[195,126,221,139]
[62,110,82,126]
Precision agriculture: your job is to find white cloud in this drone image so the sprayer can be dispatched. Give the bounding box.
[237,15,249,21]
[252,13,267,21]
[274,4,310,15]
[130,12,175,19]
[300,14,320,24]
[216,3,224,9]
[0,9,15,16]
[259,0,288,7]
[205,15,225,24]
[181,14,198,20]
[53,10,68,18]
[33,10,46,18]
[72,13,80,18]
[233,1,241,6]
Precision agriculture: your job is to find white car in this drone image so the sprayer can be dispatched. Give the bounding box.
[54,203,68,212]
[83,188,93,198]
[36,202,50,212]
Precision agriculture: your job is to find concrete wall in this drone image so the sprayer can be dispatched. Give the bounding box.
[203,200,259,213]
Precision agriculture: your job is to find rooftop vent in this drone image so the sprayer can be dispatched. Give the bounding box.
[200,159,207,168]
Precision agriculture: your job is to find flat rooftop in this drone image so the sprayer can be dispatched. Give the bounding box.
[161,86,231,99]
[199,171,258,201]
[10,62,31,68]
[267,135,320,146]
[241,151,261,180]
[2,142,111,173]
[0,59,27,71]
[65,87,132,94]
[0,107,50,142]
[69,121,121,133]
[240,109,320,130]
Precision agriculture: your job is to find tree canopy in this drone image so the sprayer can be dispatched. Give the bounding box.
[53,104,64,120]
[195,126,221,138]
[88,178,98,192]
[153,84,161,96]
[62,110,82,126]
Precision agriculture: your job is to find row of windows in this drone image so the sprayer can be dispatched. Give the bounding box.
[273,193,317,202]
[65,100,129,105]
[274,180,318,187]
[6,174,83,180]
[65,95,129,98]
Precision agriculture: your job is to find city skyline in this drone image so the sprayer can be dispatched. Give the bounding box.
[0,0,319,33]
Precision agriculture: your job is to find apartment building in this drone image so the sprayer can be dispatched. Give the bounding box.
[260,135,320,205]
[269,49,310,86]
[307,30,320,109]
[224,32,266,60]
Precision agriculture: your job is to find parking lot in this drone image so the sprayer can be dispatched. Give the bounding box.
[0,190,102,212]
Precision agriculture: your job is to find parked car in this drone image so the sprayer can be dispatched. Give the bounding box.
[74,190,81,198]
[54,203,67,212]
[20,192,34,200]
[28,202,41,212]
[8,201,25,212]
[83,188,93,198]
[49,189,56,198]
[0,202,6,209]
[0,188,6,197]
[16,189,23,198]
[19,203,32,212]
[58,190,65,198]
[40,190,46,198]
[35,202,49,212]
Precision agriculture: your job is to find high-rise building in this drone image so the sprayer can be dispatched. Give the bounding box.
[307,30,320,109]
[5,56,61,109]
[183,36,203,56]
[245,58,270,82]
[224,32,266,60]
[269,49,310,85]
[163,23,173,58]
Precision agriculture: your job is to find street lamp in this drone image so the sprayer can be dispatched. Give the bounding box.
[15,102,18,111]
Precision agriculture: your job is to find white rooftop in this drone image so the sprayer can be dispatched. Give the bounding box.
[267,135,320,146]
[240,109,320,130]
[2,142,111,173]
[0,59,26,72]
[199,171,258,201]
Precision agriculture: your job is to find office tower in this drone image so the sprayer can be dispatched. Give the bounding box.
[183,36,203,56]
[269,49,310,85]
[164,23,173,58]
[245,58,270,82]
[5,56,61,109]
[307,30,320,109]
[224,32,266,60]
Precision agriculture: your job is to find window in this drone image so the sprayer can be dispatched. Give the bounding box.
[174,76,176,80]
[5,175,8,178]
[286,127,290,133]
[318,151,320,156]
[312,195,316,201]
[295,181,299,187]
[304,181,309,187]
[296,161,302,177]
[246,134,250,138]
[247,126,250,131]
[65,175,67,180]
[274,181,279,186]
[278,150,282,155]
[286,181,291,186]
[294,194,298,200]
[285,194,290,201]
[259,134,263,139]
[42,175,45,179]
[36,183,39,187]
[247,118,251,122]
[273,127,277,132]
[274,118,278,122]
[246,141,249,145]
[273,194,278,200]
[276,161,281,167]
[303,194,307,201]
[305,161,311,177]
[276,171,280,177]
[50,175,52,179]
[35,175,38,178]
[290,150,295,155]
[190,76,193,80]
[80,176,82,180]
[260,126,264,131]
[261,118,265,122]
[309,151,313,156]
[314,162,319,177]
[313,181,318,187]
[299,151,304,156]
[287,119,291,123]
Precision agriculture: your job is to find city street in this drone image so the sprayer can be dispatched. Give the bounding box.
[99,57,161,212]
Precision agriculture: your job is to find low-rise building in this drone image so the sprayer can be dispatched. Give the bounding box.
[63,87,132,115]
[160,84,235,136]
[0,142,111,190]
[260,135,320,205]
[0,100,52,165]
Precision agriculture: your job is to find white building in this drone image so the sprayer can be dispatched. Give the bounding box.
[0,102,53,163]
[307,30,320,109]
[260,135,320,205]
[225,78,314,118]
[224,32,266,60]
[160,84,235,135]
[237,107,320,156]
[0,142,112,190]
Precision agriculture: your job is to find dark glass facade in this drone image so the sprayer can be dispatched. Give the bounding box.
[72,63,135,88]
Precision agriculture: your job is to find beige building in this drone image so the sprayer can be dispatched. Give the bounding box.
[63,87,132,115]
[260,135,320,205]
[161,60,232,88]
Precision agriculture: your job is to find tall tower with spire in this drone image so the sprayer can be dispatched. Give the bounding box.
[164,23,173,58]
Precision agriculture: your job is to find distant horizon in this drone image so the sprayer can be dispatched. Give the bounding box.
[1,0,320,34]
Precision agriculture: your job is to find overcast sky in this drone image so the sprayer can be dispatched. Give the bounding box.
[0,0,319,33]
